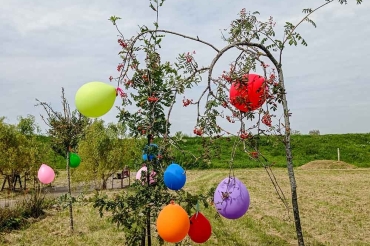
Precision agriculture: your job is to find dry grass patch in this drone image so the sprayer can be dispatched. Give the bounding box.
[2,168,370,245]
[299,160,357,170]
[1,203,125,246]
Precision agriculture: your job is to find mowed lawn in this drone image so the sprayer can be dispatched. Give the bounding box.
[2,168,370,246]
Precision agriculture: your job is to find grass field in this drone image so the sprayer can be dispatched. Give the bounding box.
[1,167,370,246]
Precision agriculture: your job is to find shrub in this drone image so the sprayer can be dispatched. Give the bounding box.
[0,188,55,232]
[0,206,27,232]
[20,189,47,219]
[305,144,319,155]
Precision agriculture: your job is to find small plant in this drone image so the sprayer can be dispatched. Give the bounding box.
[0,207,26,232]
[19,187,57,219]
[36,88,91,231]
[56,192,87,210]
[0,188,53,232]
[20,190,46,219]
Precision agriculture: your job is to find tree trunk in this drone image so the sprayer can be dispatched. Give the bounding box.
[102,177,107,190]
[279,70,304,246]
[141,231,146,246]
[66,150,74,231]
[146,134,152,246]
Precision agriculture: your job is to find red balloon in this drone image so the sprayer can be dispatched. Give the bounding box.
[188,212,212,243]
[229,74,266,112]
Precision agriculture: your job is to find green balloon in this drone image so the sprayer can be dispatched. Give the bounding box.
[69,153,81,168]
[75,81,116,118]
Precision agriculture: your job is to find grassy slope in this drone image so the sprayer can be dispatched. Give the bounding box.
[171,134,370,168]
[39,133,370,169]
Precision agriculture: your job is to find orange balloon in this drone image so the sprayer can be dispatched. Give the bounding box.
[156,202,190,243]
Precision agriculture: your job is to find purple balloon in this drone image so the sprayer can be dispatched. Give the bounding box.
[213,177,250,219]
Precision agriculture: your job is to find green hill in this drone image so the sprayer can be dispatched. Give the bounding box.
[40,133,370,169]
[170,133,370,169]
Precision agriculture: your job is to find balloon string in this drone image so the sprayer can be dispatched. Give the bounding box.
[195,201,199,218]
[116,87,126,98]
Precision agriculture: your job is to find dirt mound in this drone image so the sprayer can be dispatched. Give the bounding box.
[299,160,356,170]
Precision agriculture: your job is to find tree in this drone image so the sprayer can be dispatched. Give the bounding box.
[309,129,320,135]
[95,0,363,245]
[0,119,29,188]
[95,2,212,244]
[16,115,54,179]
[75,120,139,189]
[17,115,39,136]
[36,88,91,231]
[0,116,50,191]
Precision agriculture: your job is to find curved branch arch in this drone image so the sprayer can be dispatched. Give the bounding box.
[206,41,280,91]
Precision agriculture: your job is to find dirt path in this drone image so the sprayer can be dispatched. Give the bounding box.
[0,178,130,208]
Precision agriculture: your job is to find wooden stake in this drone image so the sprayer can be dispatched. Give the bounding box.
[337,148,340,161]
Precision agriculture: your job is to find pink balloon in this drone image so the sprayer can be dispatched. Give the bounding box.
[38,164,55,184]
[136,166,156,185]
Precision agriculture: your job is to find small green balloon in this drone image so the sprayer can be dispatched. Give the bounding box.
[75,81,116,118]
[69,153,81,168]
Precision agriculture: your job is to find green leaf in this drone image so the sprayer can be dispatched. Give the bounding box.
[149,3,157,11]
[108,16,121,25]
[266,43,277,49]
[261,37,268,45]
[304,17,317,28]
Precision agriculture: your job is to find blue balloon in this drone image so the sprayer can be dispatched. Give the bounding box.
[143,143,158,152]
[142,144,158,161]
[164,163,186,190]
[142,154,156,161]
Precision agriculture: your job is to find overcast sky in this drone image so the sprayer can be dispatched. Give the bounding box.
[0,0,369,135]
